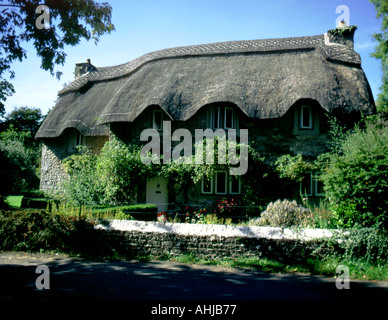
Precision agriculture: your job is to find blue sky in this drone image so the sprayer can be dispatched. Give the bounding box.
[4,0,383,115]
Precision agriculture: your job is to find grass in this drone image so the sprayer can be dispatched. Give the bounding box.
[5,195,23,208]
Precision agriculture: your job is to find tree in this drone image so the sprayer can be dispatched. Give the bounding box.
[2,106,43,136]
[0,0,115,112]
[0,129,40,200]
[370,0,388,114]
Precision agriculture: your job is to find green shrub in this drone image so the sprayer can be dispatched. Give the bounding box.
[62,147,101,211]
[91,204,157,220]
[92,204,157,213]
[338,226,388,263]
[253,199,311,228]
[0,138,39,196]
[275,154,316,182]
[96,137,152,204]
[320,118,388,230]
[0,210,103,255]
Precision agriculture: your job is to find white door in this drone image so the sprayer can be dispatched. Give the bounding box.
[146,177,169,212]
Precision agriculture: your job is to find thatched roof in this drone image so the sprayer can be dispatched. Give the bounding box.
[36,31,375,138]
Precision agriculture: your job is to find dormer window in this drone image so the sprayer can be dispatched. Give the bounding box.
[210,106,236,130]
[300,105,313,130]
[293,103,319,135]
[69,130,85,152]
[153,110,163,131]
[75,131,84,148]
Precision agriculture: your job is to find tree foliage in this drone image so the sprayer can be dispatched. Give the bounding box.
[0,0,115,112]
[370,0,388,114]
[62,146,100,209]
[320,117,388,230]
[2,106,43,136]
[0,106,44,205]
[0,127,40,197]
[96,137,152,204]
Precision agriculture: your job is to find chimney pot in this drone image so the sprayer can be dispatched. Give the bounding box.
[74,59,97,79]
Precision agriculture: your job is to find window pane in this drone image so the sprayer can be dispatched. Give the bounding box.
[230,177,240,194]
[154,110,162,130]
[202,176,212,193]
[315,173,324,195]
[225,108,233,129]
[212,108,220,129]
[75,132,83,147]
[216,172,226,194]
[301,106,312,129]
[301,172,312,196]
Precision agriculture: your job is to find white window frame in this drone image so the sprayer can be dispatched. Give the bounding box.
[229,176,241,194]
[201,175,214,194]
[300,105,313,130]
[215,171,227,195]
[300,171,313,197]
[224,107,235,130]
[210,106,236,130]
[153,109,163,131]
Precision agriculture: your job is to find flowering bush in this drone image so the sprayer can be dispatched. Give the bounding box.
[217,197,241,214]
[185,208,206,223]
[254,199,311,228]
[157,212,168,222]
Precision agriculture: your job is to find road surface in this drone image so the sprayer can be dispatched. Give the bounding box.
[0,251,387,316]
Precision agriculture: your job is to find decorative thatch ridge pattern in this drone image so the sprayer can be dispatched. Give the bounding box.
[59,34,360,95]
[36,32,373,138]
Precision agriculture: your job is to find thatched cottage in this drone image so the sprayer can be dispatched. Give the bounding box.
[36,25,375,212]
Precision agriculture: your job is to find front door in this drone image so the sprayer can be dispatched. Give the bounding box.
[146,177,169,213]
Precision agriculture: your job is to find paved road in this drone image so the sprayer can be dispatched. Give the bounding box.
[0,251,387,304]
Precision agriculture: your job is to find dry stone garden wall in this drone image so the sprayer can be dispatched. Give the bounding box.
[96,220,335,261]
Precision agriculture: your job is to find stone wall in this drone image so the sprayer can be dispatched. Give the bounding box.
[96,220,334,261]
[40,129,109,194]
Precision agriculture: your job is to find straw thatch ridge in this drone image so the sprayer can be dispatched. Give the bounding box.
[36,32,374,138]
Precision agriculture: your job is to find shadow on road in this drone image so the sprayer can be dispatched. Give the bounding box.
[0,252,387,301]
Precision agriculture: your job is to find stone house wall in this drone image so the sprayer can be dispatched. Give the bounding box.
[40,129,109,194]
[108,101,331,205]
[39,100,332,203]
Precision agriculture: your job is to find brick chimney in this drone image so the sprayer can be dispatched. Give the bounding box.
[74,59,97,78]
[326,20,357,50]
